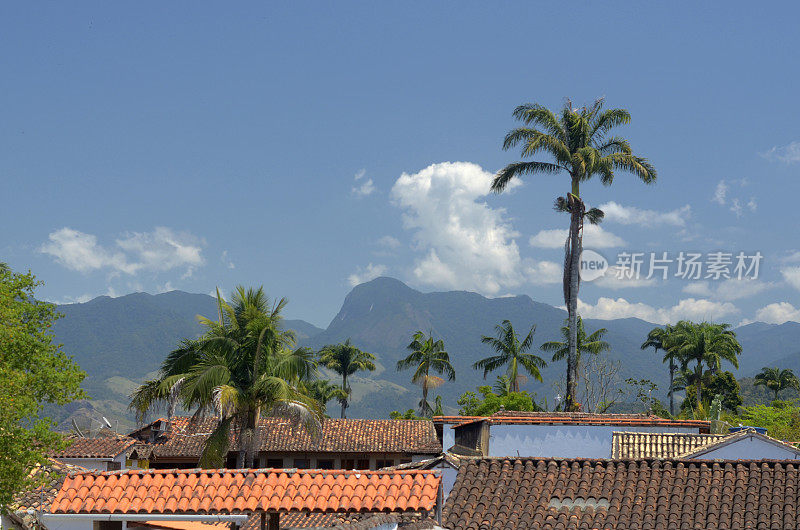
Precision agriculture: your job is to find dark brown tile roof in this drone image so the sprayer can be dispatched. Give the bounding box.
[10,459,87,512]
[611,431,726,458]
[50,434,136,459]
[51,468,440,514]
[455,410,711,431]
[444,457,800,529]
[132,417,441,459]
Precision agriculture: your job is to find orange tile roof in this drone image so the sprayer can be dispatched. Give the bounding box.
[131,417,441,459]
[50,435,137,459]
[51,468,440,515]
[454,411,711,432]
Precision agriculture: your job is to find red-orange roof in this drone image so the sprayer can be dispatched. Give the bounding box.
[51,435,137,459]
[50,468,440,515]
[452,411,711,432]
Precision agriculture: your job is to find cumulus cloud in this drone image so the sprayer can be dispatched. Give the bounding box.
[391,161,557,295]
[347,263,387,287]
[351,169,376,197]
[599,201,690,227]
[41,227,204,277]
[682,279,774,301]
[529,224,626,249]
[221,250,235,269]
[577,296,739,324]
[762,141,800,164]
[713,181,728,205]
[782,266,800,291]
[592,267,657,289]
[377,235,401,249]
[752,302,800,324]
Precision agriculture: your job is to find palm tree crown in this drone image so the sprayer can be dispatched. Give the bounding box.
[492,98,656,412]
[754,367,800,400]
[130,286,321,468]
[641,325,678,415]
[541,316,610,365]
[397,331,456,417]
[318,339,376,419]
[474,320,547,393]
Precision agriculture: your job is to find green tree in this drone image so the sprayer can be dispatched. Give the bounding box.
[540,316,610,390]
[754,367,800,401]
[669,321,742,410]
[130,286,321,468]
[492,99,656,410]
[396,331,456,417]
[305,379,347,416]
[457,385,541,416]
[641,325,680,415]
[680,371,742,414]
[318,339,376,419]
[474,320,547,392]
[0,264,86,506]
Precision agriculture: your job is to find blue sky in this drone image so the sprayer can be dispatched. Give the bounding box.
[2,2,799,327]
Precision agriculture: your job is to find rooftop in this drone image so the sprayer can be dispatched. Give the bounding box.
[453,410,711,431]
[50,434,137,459]
[130,417,441,459]
[611,431,726,459]
[444,457,800,529]
[51,467,441,515]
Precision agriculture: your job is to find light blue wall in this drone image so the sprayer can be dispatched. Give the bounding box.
[488,425,700,458]
[693,437,800,460]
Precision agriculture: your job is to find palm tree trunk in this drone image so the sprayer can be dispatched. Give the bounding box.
[510,358,518,393]
[696,360,703,411]
[669,355,675,416]
[341,373,348,419]
[421,382,429,417]
[564,186,582,412]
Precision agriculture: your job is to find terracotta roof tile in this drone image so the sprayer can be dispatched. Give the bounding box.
[50,435,137,459]
[51,468,440,515]
[131,417,441,460]
[444,457,800,529]
[454,410,711,431]
[10,459,87,512]
[612,431,726,458]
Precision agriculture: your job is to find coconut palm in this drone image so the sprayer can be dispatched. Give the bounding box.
[130,286,321,468]
[754,367,800,400]
[492,99,656,410]
[540,316,610,379]
[641,324,679,415]
[396,331,456,417]
[318,339,376,419]
[669,321,742,410]
[305,379,348,416]
[474,320,547,393]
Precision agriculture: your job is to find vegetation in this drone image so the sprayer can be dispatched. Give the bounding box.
[726,401,800,441]
[457,383,541,416]
[130,286,321,468]
[318,338,376,419]
[306,379,347,416]
[0,264,86,507]
[754,367,800,401]
[641,325,677,414]
[493,98,656,411]
[396,331,455,417]
[474,320,546,392]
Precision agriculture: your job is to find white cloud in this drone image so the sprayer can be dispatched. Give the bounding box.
[713,180,728,205]
[762,141,800,164]
[529,224,626,249]
[682,279,774,301]
[347,263,387,287]
[593,267,657,289]
[578,296,739,324]
[525,260,562,286]
[599,201,690,227]
[747,197,757,212]
[351,169,376,197]
[377,235,401,249]
[730,198,743,217]
[41,227,204,277]
[753,302,800,324]
[782,266,800,291]
[391,161,536,295]
[221,250,235,269]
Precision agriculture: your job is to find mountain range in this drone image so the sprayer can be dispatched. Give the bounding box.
[50,277,800,430]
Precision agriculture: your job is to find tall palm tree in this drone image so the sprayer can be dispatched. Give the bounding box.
[396,331,456,417]
[318,339,376,419]
[130,286,321,468]
[492,99,656,410]
[670,321,742,410]
[305,379,348,416]
[540,316,610,379]
[474,320,547,393]
[641,325,678,415]
[754,367,800,400]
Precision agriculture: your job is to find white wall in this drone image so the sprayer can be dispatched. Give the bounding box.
[441,430,455,452]
[59,453,130,471]
[692,437,800,460]
[488,424,700,458]
[37,515,88,530]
